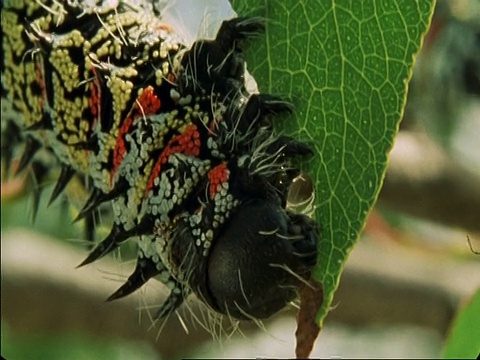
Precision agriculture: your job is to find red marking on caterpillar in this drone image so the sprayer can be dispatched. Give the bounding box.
[111,87,161,184]
[208,162,229,199]
[136,87,161,116]
[89,69,101,119]
[146,123,201,194]
[111,116,133,184]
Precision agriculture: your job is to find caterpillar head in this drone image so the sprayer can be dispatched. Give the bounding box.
[203,200,318,319]
[170,198,318,320]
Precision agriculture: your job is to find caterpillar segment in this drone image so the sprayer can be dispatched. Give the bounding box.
[2,0,319,322]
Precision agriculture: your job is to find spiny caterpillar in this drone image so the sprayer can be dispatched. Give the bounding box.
[1,0,319,322]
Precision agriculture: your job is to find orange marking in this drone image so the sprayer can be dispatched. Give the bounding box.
[88,68,103,129]
[110,87,162,185]
[154,24,174,33]
[89,81,99,117]
[110,116,133,185]
[136,86,161,116]
[146,124,201,195]
[207,163,229,199]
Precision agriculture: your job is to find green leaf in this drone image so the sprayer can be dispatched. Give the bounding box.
[442,288,480,359]
[230,0,435,326]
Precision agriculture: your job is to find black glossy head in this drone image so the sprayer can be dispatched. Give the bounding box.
[193,199,318,320]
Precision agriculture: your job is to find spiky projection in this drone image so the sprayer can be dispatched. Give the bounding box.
[1,0,319,321]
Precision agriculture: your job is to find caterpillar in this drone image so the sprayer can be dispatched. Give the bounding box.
[1,0,319,322]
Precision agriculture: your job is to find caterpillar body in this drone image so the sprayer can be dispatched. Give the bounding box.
[1,0,319,321]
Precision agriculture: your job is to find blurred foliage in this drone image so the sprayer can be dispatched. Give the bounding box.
[442,288,480,359]
[1,184,80,240]
[1,322,158,360]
